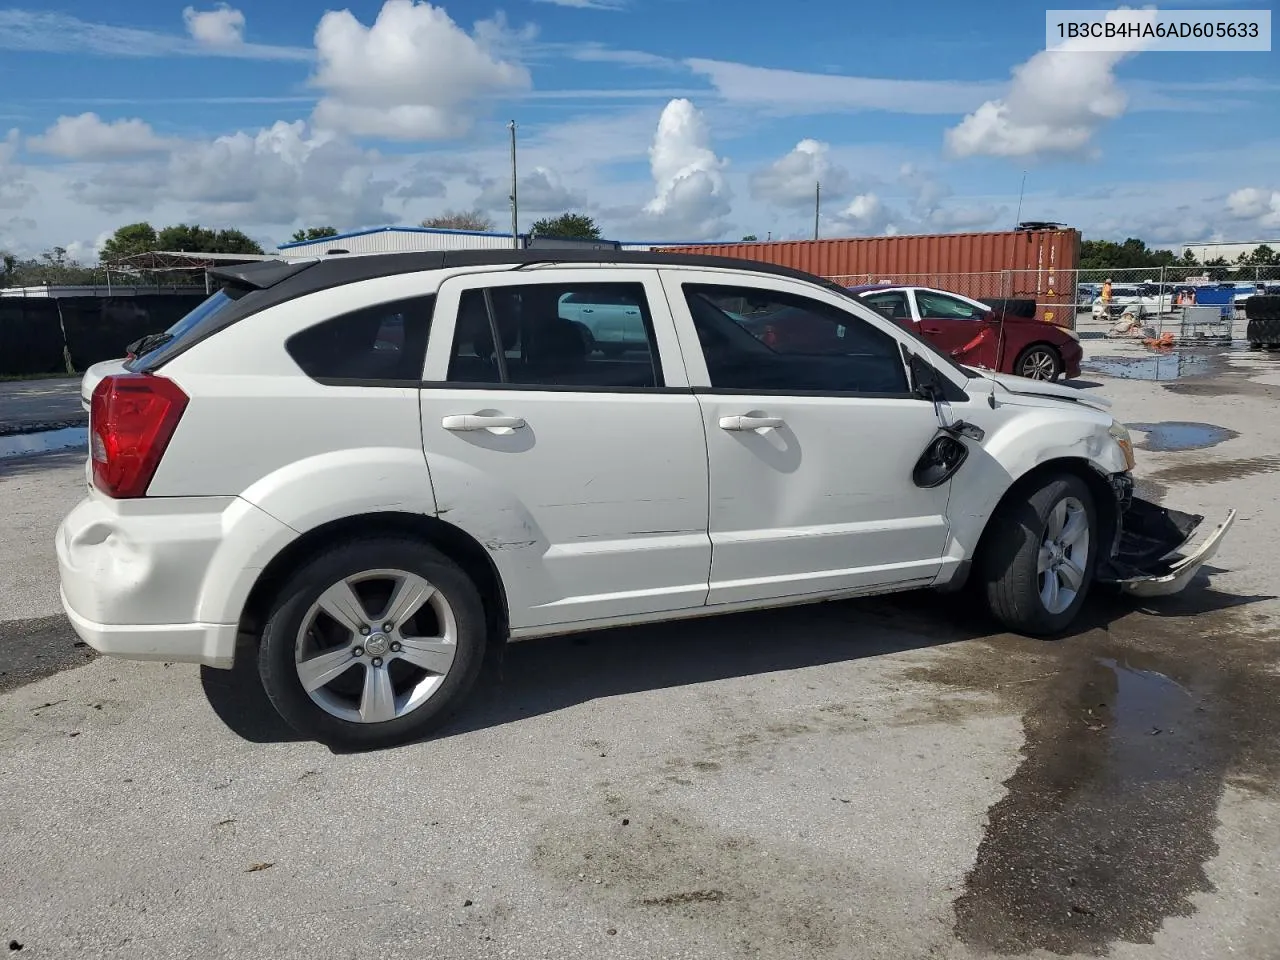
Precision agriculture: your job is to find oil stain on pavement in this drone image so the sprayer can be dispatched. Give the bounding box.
[907,594,1280,956]
[0,616,95,694]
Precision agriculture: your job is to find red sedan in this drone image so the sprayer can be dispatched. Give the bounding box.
[849,284,1082,382]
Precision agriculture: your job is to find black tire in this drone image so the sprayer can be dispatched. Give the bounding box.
[1246,317,1280,347]
[257,537,487,750]
[1012,343,1062,381]
[1245,295,1280,322]
[980,473,1098,636]
[572,321,596,354]
[980,297,1038,319]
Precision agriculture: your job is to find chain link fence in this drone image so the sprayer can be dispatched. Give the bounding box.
[823,265,1280,333]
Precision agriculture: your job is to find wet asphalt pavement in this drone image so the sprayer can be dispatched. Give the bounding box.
[0,376,84,435]
[1,328,1278,959]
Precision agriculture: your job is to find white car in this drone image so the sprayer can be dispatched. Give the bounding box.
[557,288,648,355]
[57,251,1236,749]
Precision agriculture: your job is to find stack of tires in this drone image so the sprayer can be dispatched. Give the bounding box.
[1246,295,1280,349]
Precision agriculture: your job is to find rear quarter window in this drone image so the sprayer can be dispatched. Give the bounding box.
[286,295,435,385]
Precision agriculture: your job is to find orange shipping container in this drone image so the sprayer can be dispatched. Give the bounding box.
[657,228,1082,328]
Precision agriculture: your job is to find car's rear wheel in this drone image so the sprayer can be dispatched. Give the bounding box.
[980,473,1097,636]
[1014,344,1062,381]
[258,538,487,750]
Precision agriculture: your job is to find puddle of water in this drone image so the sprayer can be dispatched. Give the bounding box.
[1083,353,1211,381]
[0,426,87,460]
[1127,421,1238,452]
[953,651,1224,955]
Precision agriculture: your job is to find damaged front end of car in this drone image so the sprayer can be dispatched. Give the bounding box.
[1095,472,1237,597]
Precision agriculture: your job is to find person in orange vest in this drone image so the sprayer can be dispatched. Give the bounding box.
[1101,278,1113,307]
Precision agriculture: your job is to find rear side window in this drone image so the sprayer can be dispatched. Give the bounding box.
[445,282,662,390]
[286,295,434,385]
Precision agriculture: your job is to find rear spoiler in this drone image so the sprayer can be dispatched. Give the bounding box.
[206,258,319,291]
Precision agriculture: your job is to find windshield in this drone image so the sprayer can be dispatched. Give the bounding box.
[124,287,245,372]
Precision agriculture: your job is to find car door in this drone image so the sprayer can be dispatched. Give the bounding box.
[660,270,954,606]
[911,289,1002,371]
[420,268,711,630]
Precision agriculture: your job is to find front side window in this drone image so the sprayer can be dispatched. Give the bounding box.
[860,290,911,321]
[286,295,433,384]
[682,284,910,395]
[446,282,662,389]
[915,291,986,321]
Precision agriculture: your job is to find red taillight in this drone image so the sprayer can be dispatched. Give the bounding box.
[90,374,188,498]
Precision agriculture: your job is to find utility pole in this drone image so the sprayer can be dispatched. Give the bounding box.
[814,181,821,240]
[508,120,519,249]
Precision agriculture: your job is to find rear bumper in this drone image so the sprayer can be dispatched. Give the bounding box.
[56,491,296,668]
[60,586,239,667]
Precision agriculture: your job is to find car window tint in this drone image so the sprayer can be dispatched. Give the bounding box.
[861,291,911,320]
[682,284,909,395]
[915,291,984,320]
[286,295,433,384]
[446,282,662,389]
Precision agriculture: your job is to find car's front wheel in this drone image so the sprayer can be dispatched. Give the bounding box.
[258,538,487,750]
[980,473,1097,636]
[1014,344,1062,381]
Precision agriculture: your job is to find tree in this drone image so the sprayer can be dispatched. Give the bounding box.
[1079,237,1178,272]
[100,222,159,262]
[1,249,99,286]
[741,234,759,242]
[529,212,602,240]
[1237,244,1280,267]
[154,223,263,255]
[290,226,339,243]
[1203,256,1230,280]
[421,209,495,232]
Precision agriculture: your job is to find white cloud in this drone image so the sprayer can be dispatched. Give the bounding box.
[27,113,175,160]
[638,99,731,239]
[1226,187,1280,230]
[687,59,1000,115]
[749,139,851,209]
[71,120,392,229]
[944,8,1157,159]
[183,4,246,47]
[476,166,585,213]
[309,0,532,140]
[838,193,889,233]
[0,9,310,61]
[533,0,626,8]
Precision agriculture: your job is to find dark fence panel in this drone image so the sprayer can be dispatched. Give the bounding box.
[0,300,67,376]
[59,295,205,370]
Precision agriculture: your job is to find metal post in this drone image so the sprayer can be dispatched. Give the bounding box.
[813,182,821,240]
[508,121,519,249]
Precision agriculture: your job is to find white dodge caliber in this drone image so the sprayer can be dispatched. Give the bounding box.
[57,250,1235,749]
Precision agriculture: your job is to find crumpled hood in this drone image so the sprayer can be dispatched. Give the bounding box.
[976,369,1112,411]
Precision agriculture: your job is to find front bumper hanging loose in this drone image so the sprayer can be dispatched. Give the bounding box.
[1095,489,1237,598]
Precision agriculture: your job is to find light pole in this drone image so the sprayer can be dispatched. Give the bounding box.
[508,121,519,249]
[813,181,821,240]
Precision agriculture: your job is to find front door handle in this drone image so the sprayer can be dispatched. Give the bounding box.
[922,325,943,334]
[719,415,784,431]
[442,414,526,432]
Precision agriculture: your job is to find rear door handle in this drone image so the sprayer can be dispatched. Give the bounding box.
[719,415,784,431]
[442,415,526,432]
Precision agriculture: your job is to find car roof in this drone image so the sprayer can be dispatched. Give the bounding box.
[136,249,857,372]
[845,283,900,293]
[209,249,837,299]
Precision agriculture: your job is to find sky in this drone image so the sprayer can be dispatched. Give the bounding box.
[0,0,1277,261]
